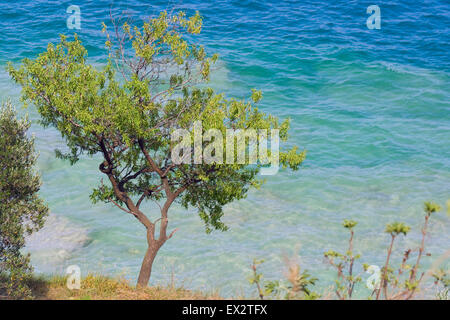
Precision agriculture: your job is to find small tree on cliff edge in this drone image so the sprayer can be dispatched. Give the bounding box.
[9,11,305,287]
[0,101,48,298]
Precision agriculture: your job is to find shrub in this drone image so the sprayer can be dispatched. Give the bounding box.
[250,202,448,300]
[0,101,48,299]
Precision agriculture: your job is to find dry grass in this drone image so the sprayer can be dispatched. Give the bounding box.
[5,274,222,300]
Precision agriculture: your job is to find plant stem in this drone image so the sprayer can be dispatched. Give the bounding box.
[377,234,396,300]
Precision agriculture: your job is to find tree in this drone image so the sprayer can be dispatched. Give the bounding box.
[8,10,305,288]
[0,101,48,299]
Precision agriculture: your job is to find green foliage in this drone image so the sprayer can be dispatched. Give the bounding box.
[376,203,444,299]
[324,219,361,299]
[8,10,304,286]
[424,202,440,216]
[8,10,304,234]
[248,259,266,299]
[282,267,320,300]
[326,202,443,300]
[342,219,357,229]
[0,101,48,299]
[249,258,320,300]
[385,222,411,236]
[250,201,446,300]
[432,269,450,287]
[432,269,449,300]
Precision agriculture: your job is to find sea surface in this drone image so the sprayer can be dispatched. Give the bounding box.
[0,0,449,298]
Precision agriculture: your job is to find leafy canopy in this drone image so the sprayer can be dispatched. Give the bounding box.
[8,11,305,233]
[0,101,48,299]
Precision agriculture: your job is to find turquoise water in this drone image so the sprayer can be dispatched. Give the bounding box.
[0,0,449,297]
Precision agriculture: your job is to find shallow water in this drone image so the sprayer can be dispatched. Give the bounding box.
[0,0,449,297]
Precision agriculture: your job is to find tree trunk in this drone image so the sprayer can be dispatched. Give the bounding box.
[136,242,161,288]
[135,200,174,288]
